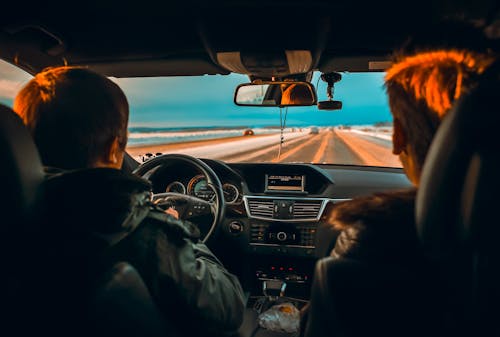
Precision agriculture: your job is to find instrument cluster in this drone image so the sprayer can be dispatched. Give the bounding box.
[165,174,241,204]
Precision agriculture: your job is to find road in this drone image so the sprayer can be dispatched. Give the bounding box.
[127,129,402,167]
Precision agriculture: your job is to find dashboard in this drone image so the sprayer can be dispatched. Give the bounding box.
[145,158,412,299]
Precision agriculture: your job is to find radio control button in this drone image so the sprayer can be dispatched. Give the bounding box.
[277,232,287,241]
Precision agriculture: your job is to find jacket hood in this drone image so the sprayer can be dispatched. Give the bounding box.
[43,168,152,235]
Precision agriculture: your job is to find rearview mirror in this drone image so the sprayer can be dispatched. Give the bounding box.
[234,81,317,107]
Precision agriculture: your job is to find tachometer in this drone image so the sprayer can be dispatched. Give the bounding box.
[187,175,215,202]
[223,183,239,204]
[165,181,186,194]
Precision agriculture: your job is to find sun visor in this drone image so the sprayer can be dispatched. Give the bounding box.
[286,51,313,74]
[216,52,247,74]
[320,55,391,72]
[85,58,229,77]
[216,50,312,77]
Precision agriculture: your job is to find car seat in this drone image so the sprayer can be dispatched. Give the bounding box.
[88,262,173,337]
[0,104,44,238]
[0,105,45,335]
[416,60,500,336]
[302,256,439,337]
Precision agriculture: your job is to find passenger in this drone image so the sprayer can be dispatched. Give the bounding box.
[327,21,496,264]
[13,67,245,336]
[281,83,314,105]
[300,21,496,337]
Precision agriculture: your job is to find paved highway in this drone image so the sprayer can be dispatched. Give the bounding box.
[127,129,402,168]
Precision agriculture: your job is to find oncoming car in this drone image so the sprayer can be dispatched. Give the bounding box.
[309,127,319,134]
[243,129,255,136]
[0,1,498,336]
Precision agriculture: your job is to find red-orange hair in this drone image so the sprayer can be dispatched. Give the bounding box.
[385,49,495,173]
[386,50,494,117]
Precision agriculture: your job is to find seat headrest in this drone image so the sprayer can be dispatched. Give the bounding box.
[416,60,500,260]
[0,104,44,231]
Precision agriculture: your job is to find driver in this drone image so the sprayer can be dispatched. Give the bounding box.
[13,66,245,336]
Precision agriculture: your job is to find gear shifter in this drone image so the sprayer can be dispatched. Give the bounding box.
[253,280,288,314]
[262,279,287,301]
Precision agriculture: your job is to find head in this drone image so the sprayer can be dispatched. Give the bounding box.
[14,67,129,170]
[281,83,314,105]
[385,22,495,186]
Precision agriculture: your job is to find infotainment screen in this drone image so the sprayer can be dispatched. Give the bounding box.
[265,174,305,192]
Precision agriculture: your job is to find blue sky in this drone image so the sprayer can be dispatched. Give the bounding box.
[0,59,392,128]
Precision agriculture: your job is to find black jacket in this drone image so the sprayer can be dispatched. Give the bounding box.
[299,189,443,337]
[34,168,245,336]
[330,188,422,264]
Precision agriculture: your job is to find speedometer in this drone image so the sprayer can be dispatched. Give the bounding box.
[187,175,215,202]
[223,183,239,204]
[165,181,186,194]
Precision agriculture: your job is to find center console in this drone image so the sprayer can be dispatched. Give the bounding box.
[223,165,341,336]
[244,195,328,250]
[242,195,332,299]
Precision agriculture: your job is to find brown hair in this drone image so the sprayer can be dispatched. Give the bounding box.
[14,67,129,169]
[385,49,495,173]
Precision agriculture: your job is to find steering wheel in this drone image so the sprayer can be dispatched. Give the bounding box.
[133,154,225,243]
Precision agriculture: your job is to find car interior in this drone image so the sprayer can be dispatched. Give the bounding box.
[0,1,499,336]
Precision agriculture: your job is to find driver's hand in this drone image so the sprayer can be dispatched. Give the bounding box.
[165,207,179,219]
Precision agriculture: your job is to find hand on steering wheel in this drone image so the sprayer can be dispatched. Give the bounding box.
[163,206,179,219]
[133,154,226,243]
[153,192,215,220]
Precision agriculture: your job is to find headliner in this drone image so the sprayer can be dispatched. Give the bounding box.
[0,0,496,77]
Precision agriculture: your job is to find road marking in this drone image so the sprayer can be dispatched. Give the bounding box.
[223,134,310,162]
[128,132,309,160]
[272,133,323,163]
[312,131,331,163]
[335,130,401,167]
[330,130,366,165]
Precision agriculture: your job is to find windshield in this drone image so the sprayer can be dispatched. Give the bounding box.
[0,58,401,168]
[117,72,401,167]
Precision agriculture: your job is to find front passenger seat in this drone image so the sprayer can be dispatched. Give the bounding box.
[303,257,439,337]
[416,60,500,336]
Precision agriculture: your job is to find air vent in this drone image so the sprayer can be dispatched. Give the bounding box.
[247,199,274,219]
[245,197,326,221]
[293,200,322,220]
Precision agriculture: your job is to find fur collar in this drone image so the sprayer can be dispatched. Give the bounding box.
[328,188,417,230]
